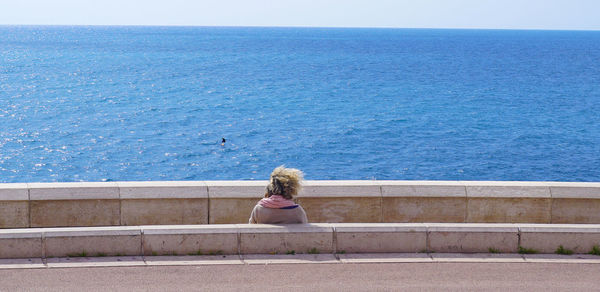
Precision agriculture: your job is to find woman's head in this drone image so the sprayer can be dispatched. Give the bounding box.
[265,166,304,199]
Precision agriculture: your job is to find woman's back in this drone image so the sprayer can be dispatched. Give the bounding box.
[249,166,308,224]
[249,205,308,224]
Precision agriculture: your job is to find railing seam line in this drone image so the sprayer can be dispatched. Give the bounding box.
[206,183,211,225]
[517,226,521,251]
[237,227,241,257]
[140,228,146,262]
[426,225,430,253]
[41,231,47,264]
[332,225,338,257]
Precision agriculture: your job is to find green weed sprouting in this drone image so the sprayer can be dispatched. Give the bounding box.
[589,245,600,256]
[68,250,87,257]
[555,245,573,255]
[518,246,538,254]
[308,247,319,254]
[488,247,501,254]
[188,250,203,256]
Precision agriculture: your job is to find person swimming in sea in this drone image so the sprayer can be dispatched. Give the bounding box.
[221,137,226,146]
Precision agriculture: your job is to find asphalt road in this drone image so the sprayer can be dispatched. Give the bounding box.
[1,262,599,291]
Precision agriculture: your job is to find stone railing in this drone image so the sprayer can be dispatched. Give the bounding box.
[1,180,599,228]
[1,223,600,258]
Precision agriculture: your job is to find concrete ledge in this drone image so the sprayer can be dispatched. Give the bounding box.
[548,183,600,224]
[383,197,466,223]
[44,226,141,257]
[522,253,600,263]
[381,181,466,197]
[299,181,382,197]
[205,181,267,198]
[551,198,600,223]
[242,254,338,264]
[239,224,334,254]
[519,224,600,254]
[334,223,426,253]
[298,197,382,223]
[0,184,31,229]
[0,258,45,269]
[6,253,600,269]
[144,255,242,266]
[0,229,42,259]
[142,225,238,256]
[430,253,525,263]
[0,201,29,228]
[46,256,146,268]
[28,183,121,227]
[427,223,519,253]
[118,181,208,199]
[0,223,599,259]
[338,253,433,263]
[548,182,600,199]
[1,181,600,228]
[121,198,208,225]
[43,226,141,237]
[30,199,120,227]
[206,181,265,224]
[28,182,119,200]
[296,181,383,223]
[0,183,29,201]
[465,181,551,198]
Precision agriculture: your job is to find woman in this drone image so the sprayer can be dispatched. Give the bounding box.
[249,166,308,224]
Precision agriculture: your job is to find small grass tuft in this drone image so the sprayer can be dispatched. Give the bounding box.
[307,248,319,254]
[589,245,600,256]
[488,247,501,254]
[115,253,123,257]
[337,250,346,254]
[68,251,87,257]
[209,250,224,256]
[151,251,158,256]
[518,246,538,254]
[555,245,573,255]
[188,250,203,256]
[95,252,107,257]
[286,250,296,255]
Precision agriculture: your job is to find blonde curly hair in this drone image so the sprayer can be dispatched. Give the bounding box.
[265,166,304,199]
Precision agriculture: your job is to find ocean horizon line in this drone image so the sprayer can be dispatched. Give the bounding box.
[1,23,599,32]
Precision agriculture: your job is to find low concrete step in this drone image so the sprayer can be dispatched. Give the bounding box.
[1,223,600,259]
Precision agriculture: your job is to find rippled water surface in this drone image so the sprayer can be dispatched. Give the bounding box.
[1,26,599,182]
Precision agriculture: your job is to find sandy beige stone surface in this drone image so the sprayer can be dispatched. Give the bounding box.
[30,200,120,227]
[121,198,208,225]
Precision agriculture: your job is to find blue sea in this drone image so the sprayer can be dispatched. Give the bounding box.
[1,26,599,182]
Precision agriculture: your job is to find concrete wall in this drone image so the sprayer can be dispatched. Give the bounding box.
[1,181,599,228]
[1,223,599,258]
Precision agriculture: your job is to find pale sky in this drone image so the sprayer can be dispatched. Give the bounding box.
[1,0,599,30]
